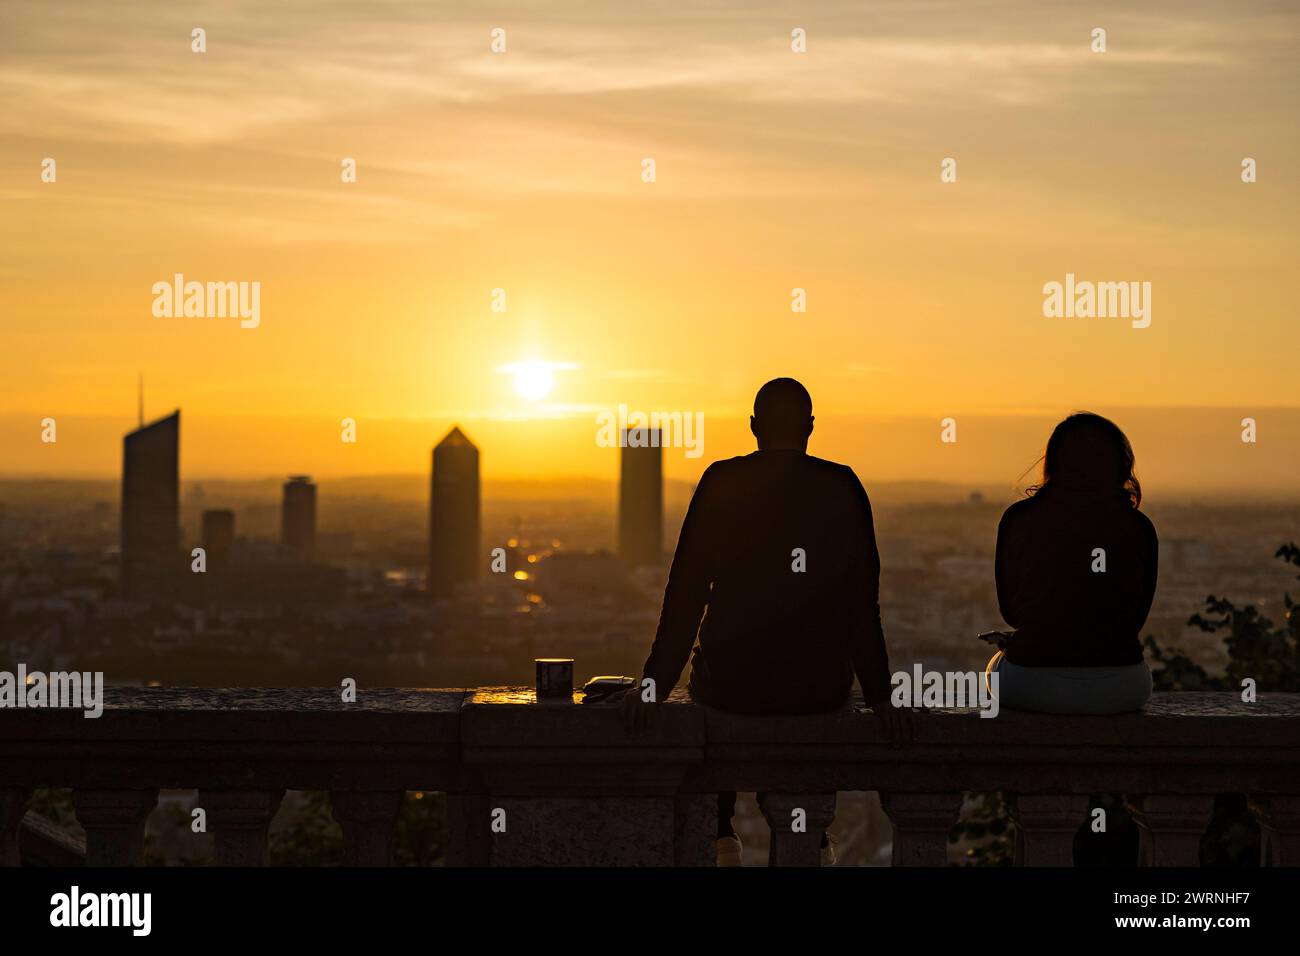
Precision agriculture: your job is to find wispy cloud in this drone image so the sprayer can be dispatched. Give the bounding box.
[0,0,1252,148]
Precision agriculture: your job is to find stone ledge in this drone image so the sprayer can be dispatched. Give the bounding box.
[0,688,467,790]
[91,687,468,713]
[462,685,704,749]
[5,687,1300,868]
[704,692,1300,748]
[3,688,1298,796]
[0,687,466,744]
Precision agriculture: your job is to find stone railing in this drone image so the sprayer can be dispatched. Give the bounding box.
[2,687,1298,866]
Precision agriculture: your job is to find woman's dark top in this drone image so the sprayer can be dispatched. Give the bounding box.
[995,487,1158,667]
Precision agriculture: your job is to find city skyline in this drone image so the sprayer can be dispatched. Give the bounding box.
[3,0,1297,490]
[9,401,1297,497]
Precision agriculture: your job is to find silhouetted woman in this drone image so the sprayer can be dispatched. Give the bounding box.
[987,413,1157,714]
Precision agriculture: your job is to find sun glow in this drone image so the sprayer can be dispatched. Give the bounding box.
[498,360,578,402]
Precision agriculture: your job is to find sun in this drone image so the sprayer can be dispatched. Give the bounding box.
[498,360,578,402]
[512,361,555,401]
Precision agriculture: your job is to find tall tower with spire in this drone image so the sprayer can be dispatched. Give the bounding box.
[121,409,180,599]
[429,426,481,598]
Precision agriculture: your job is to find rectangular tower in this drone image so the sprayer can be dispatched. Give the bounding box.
[618,428,662,569]
[281,475,317,561]
[202,508,236,563]
[429,426,481,598]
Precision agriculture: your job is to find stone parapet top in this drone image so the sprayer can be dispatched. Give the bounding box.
[5,686,1300,759]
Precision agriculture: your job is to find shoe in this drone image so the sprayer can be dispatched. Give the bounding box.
[716,835,743,867]
[820,833,837,867]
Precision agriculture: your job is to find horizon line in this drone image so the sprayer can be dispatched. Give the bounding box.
[2,471,1297,499]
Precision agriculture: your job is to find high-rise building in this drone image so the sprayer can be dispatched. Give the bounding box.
[429,426,480,598]
[281,476,317,561]
[202,509,236,562]
[618,428,662,568]
[121,410,180,599]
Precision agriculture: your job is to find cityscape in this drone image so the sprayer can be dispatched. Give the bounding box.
[1,0,1297,935]
[4,405,1296,689]
[3,403,1295,868]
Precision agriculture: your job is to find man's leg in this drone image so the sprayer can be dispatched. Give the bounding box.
[716,792,744,866]
[718,791,738,838]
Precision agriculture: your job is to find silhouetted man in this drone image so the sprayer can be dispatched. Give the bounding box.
[620,378,909,863]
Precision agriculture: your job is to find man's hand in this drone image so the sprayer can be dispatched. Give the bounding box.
[870,703,914,747]
[619,686,657,736]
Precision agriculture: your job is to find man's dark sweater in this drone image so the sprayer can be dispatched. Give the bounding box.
[641,450,892,714]
[996,488,1158,667]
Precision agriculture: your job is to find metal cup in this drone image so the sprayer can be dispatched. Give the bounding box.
[535,658,575,699]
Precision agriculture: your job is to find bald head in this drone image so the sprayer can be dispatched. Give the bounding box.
[751,378,814,450]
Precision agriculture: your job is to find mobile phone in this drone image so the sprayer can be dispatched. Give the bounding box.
[581,676,637,703]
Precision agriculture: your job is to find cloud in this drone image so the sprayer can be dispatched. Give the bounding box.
[0,0,1250,148]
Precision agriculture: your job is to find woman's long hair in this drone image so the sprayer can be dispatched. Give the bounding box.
[1024,412,1142,508]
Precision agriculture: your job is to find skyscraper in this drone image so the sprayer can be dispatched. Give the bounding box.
[281,475,317,561]
[429,426,480,598]
[618,428,662,569]
[121,410,180,599]
[202,509,236,562]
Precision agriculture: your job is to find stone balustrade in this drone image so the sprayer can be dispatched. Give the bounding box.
[2,687,1298,867]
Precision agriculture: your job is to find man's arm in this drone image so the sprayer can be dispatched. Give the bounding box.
[639,467,717,699]
[845,471,891,706]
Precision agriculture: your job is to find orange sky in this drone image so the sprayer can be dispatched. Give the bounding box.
[1,1,1297,489]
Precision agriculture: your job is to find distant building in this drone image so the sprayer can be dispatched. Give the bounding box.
[281,476,317,561]
[202,509,236,562]
[429,426,481,598]
[121,411,180,599]
[188,482,207,539]
[618,429,662,568]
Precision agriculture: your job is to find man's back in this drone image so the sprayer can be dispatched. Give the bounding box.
[642,449,891,715]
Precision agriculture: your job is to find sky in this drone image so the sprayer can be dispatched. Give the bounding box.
[1,0,1297,491]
